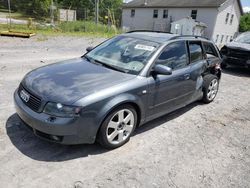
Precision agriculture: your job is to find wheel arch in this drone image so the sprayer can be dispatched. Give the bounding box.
[95,94,144,141]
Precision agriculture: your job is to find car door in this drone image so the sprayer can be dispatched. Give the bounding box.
[187,41,209,103]
[146,41,194,120]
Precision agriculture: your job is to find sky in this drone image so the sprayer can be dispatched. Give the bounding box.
[241,0,250,13]
[123,0,250,13]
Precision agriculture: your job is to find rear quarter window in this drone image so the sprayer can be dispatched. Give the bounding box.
[203,42,219,58]
[189,41,203,63]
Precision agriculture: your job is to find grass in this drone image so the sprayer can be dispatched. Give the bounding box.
[0,21,122,38]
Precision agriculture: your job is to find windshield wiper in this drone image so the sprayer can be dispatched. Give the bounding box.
[100,62,128,73]
[83,55,128,73]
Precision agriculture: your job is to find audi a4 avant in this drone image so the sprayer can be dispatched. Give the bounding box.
[14,31,222,149]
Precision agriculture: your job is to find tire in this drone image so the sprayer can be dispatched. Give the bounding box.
[98,105,138,149]
[202,74,219,104]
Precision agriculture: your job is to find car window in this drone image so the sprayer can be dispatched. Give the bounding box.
[203,42,219,58]
[156,41,188,70]
[189,41,203,63]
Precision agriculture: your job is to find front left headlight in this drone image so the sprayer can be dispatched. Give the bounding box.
[43,102,82,117]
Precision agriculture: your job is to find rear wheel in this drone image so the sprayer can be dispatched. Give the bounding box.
[202,75,219,104]
[98,105,137,149]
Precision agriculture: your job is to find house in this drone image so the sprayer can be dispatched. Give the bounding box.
[170,17,207,36]
[122,0,244,47]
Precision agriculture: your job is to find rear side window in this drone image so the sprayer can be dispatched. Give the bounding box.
[188,41,203,63]
[156,41,188,70]
[203,42,219,58]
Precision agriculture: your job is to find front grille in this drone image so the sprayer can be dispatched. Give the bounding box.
[18,85,42,112]
[228,48,250,60]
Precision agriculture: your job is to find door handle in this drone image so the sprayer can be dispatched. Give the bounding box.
[183,74,190,80]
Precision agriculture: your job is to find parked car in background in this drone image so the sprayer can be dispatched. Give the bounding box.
[14,31,222,149]
[221,32,250,69]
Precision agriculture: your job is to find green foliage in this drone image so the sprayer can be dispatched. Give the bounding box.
[239,13,250,32]
[10,0,51,19]
[58,21,118,34]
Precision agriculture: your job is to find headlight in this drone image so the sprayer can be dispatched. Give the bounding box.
[43,102,81,117]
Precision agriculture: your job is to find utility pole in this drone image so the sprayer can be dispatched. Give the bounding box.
[51,0,54,25]
[95,0,99,24]
[7,0,11,30]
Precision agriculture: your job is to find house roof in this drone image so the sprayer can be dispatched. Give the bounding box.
[123,0,244,14]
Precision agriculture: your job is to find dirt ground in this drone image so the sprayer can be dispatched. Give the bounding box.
[0,35,250,188]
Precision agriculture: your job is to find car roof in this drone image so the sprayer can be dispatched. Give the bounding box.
[122,31,211,44]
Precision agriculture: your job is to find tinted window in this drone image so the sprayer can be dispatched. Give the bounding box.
[189,42,203,63]
[203,42,218,57]
[156,41,188,70]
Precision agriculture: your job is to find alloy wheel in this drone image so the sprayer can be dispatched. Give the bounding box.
[106,109,135,145]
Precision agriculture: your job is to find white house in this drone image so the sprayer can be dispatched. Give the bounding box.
[122,0,243,47]
[170,17,207,36]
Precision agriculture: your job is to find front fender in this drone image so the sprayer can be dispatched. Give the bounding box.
[96,93,146,128]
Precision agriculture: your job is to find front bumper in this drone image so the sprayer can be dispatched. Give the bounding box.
[14,90,97,144]
[223,56,250,68]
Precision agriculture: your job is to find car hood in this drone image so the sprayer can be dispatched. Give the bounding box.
[226,42,250,51]
[22,58,136,104]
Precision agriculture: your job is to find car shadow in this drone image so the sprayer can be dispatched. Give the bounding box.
[6,114,108,162]
[6,102,202,162]
[222,66,250,77]
[135,102,201,135]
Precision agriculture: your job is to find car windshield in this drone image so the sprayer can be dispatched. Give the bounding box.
[84,36,160,75]
[234,32,250,44]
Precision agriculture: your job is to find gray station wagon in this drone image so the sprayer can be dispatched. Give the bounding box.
[14,31,222,149]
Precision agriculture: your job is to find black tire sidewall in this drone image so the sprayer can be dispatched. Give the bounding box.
[98,104,138,149]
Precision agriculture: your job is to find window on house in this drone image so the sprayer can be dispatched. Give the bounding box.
[221,35,224,43]
[225,35,229,42]
[163,10,168,18]
[230,14,234,24]
[215,35,219,43]
[189,41,204,63]
[131,9,135,17]
[156,41,188,70]
[225,13,230,24]
[191,10,198,20]
[153,10,158,18]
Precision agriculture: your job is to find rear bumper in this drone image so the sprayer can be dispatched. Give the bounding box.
[14,90,97,144]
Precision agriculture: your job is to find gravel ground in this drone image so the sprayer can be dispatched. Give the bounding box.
[0,35,250,188]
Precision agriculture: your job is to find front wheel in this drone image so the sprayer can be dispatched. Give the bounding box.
[202,75,219,104]
[98,105,137,149]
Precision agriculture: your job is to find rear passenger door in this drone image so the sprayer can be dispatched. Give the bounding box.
[187,41,208,102]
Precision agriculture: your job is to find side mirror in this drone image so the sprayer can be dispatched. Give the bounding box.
[86,46,94,52]
[153,64,172,75]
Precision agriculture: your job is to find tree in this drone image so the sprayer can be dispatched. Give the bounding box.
[239,13,250,32]
[11,0,51,18]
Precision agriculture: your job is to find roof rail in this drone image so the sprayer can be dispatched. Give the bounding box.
[126,30,173,34]
[170,35,209,40]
